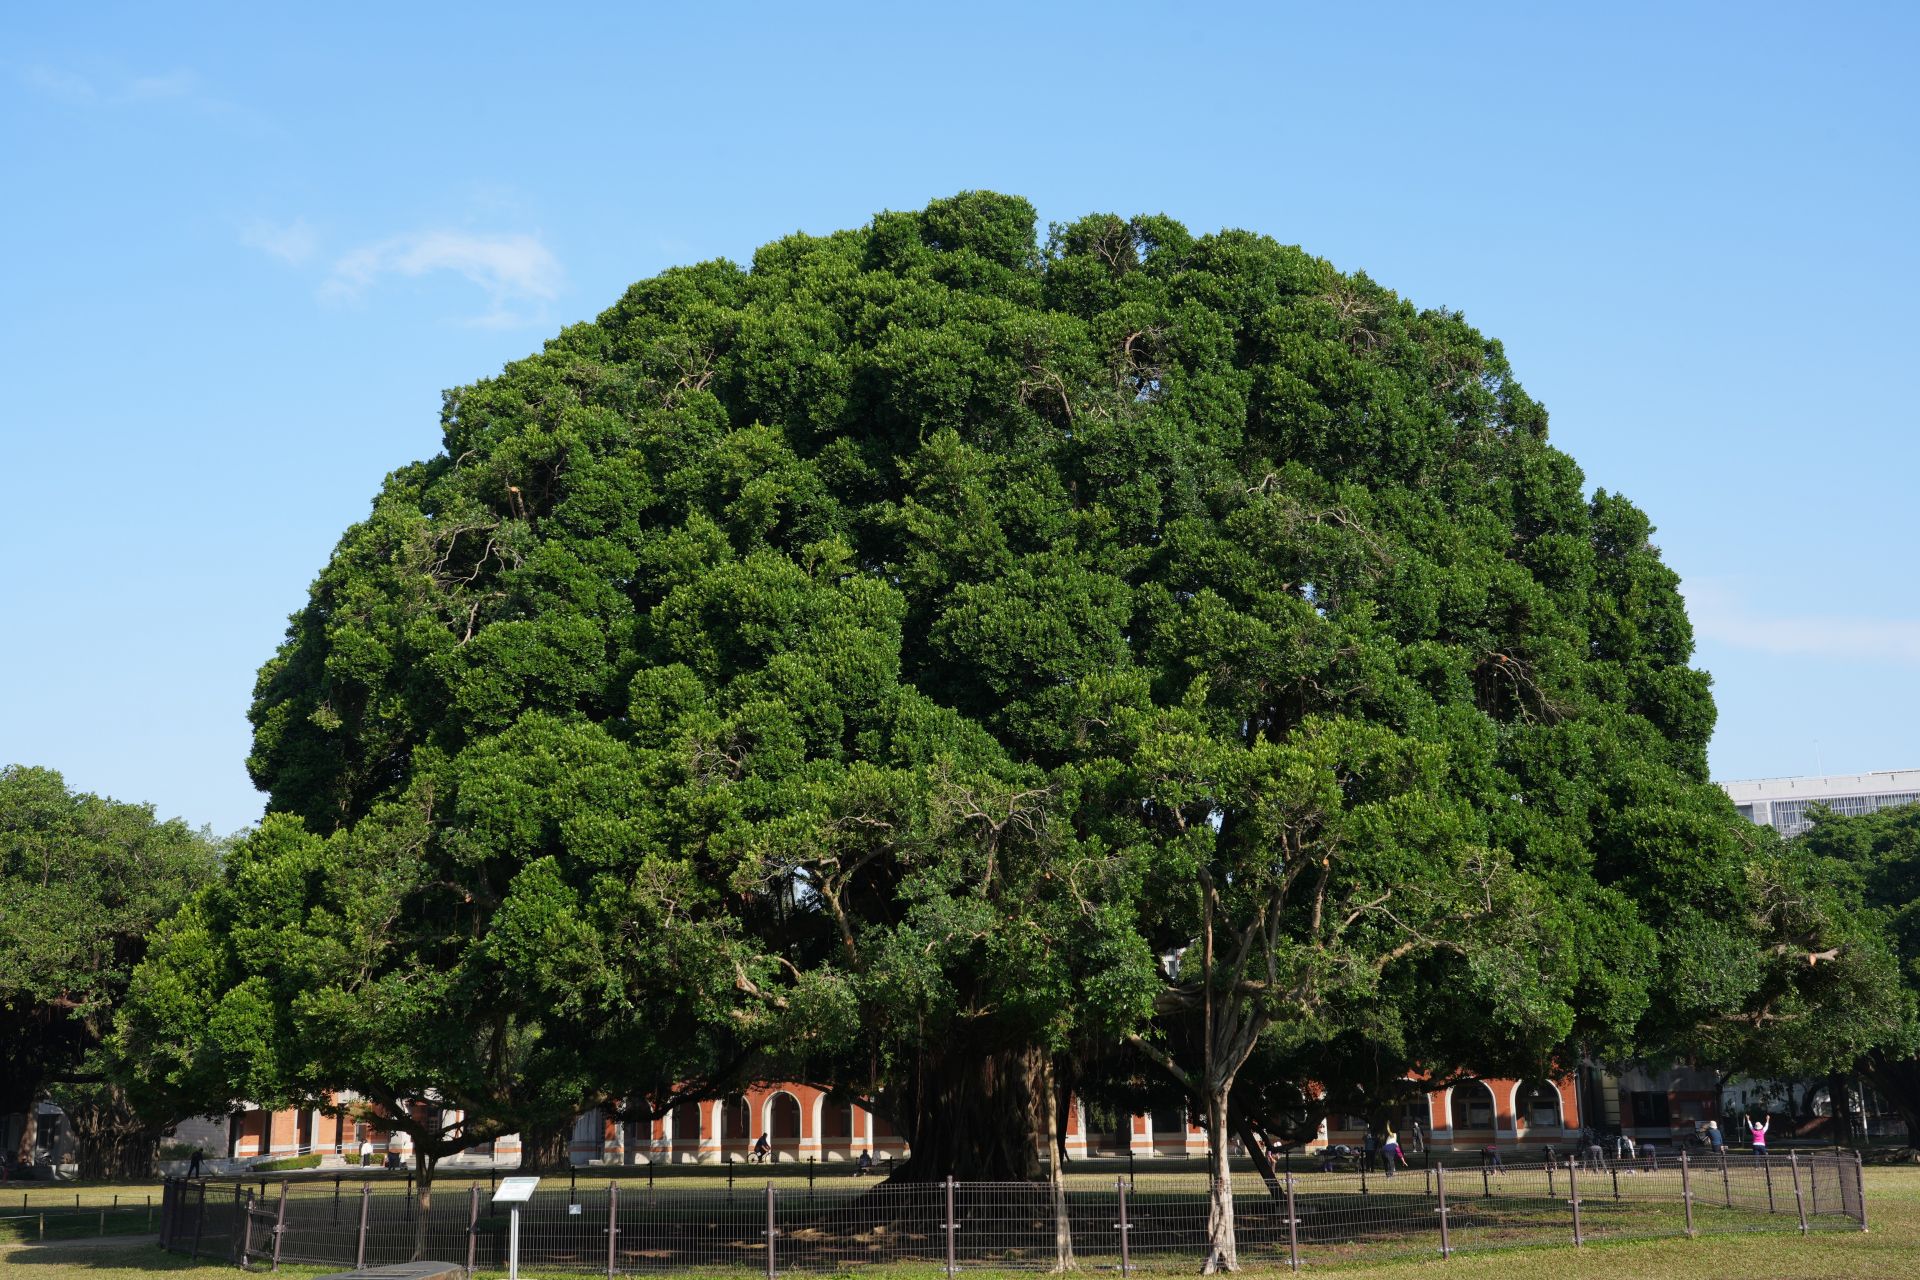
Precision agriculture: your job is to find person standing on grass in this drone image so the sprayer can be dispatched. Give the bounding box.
[1382,1127,1405,1177]
[187,1148,203,1178]
[1748,1113,1771,1157]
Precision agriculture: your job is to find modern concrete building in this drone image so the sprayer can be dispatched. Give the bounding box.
[1719,768,1920,840]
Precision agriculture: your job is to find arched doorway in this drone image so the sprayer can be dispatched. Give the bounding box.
[722,1096,752,1161]
[1450,1081,1497,1144]
[1084,1102,1130,1155]
[671,1098,702,1163]
[820,1097,856,1160]
[768,1092,802,1163]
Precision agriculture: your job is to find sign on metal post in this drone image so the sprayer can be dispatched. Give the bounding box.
[494,1176,543,1280]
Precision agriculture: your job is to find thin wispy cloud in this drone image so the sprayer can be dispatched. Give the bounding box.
[22,65,216,109]
[240,217,319,266]
[1687,583,1920,667]
[322,230,563,327]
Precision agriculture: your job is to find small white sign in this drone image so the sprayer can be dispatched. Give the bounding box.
[568,1203,582,1215]
[493,1176,542,1204]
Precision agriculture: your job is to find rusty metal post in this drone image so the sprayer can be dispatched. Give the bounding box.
[607,1180,620,1280]
[467,1185,480,1278]
[1436,1162,1450,1259]
[355,1183,371,1270]
[765,1182,777,1280]
[1567,1158,1582,1246]
[1764,1153,1776,1214]
[1856,1150,1870,1232]
[190,1183,205,1261]
[944,1177,957,1279]
[1285,1170,1301,1270]
[1611,1162,1620,1201]
[1547,1159,1555,1200]
[1790,1153,1807,1234]
[1681,1150,1695,1237]
[1721,1150,1732,1207]
[272,1181,288,1272]
[229,1183,244,1263]
[1116,1176,1131,1277]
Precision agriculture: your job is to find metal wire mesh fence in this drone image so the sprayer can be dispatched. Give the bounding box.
[157,1150,1867,1275]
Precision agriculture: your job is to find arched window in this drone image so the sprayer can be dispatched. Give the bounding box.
[1451,1081,1496,1131]
[671,1098,702,1141]
[723,1096,751,1140]
[1516,1082,1560,1131]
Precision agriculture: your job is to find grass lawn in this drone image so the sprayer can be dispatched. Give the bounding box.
[4,1167,1913,1280]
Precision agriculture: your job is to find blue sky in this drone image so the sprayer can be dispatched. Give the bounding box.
[3,2,1915,833]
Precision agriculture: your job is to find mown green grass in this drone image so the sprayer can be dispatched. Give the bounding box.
[6,1167,1912,1280]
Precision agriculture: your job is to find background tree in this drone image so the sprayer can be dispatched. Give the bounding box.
[212,193,1747,1233]
[0,764,217,1177]
[1779,803,1920,1135]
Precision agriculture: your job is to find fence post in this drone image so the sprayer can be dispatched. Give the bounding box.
[190,1183,205,1261]
[1481,1162,1491,1199]
[607,1180,620,1280]
[1720,1150,1732,1207]
[1290,1174,1305,1274]
[467,1185,480,1279]
[944,1177,957,1279]
[1856,1150,1870,1232]
[334,1177,342,1225]
[1611,1162,1620,1201]
[1764,1153,1776,1214]
[272,1181,288,1272]
[355,1183,371,1270]
[1680,1150,1695,1237]
[765,1183,777,1280]
[229,1183,244,1263]
[1790,1153,1807,1234]
[241,1189,256,1268]
[1566,1158,1582,1246]
[1116,1176,1132,1277]
[1546,1160,1555,1200]
[1435,1162,1450,1259]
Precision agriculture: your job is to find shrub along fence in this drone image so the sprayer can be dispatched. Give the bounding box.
[158,1151,1867,1275]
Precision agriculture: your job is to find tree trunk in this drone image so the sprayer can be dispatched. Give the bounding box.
[1230,1110,1284,1199]
[1040,1057,1073,1271]
[13,1108,37,1169]
[411,1148,438,1262]
[518,1117,573,1172]
[890,1042,1048,1182]
[1202,1089,1237,1273]
[62,1086,159,1180]
[1859,1052,1920,1143]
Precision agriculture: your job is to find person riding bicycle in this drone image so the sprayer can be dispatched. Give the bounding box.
[753,1133,771,1164]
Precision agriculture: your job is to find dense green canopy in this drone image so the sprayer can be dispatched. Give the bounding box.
[131,192,1761,1259]
[0,764,216,1176]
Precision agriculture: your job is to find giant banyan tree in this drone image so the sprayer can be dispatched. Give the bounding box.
[236,193,1759,1268]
